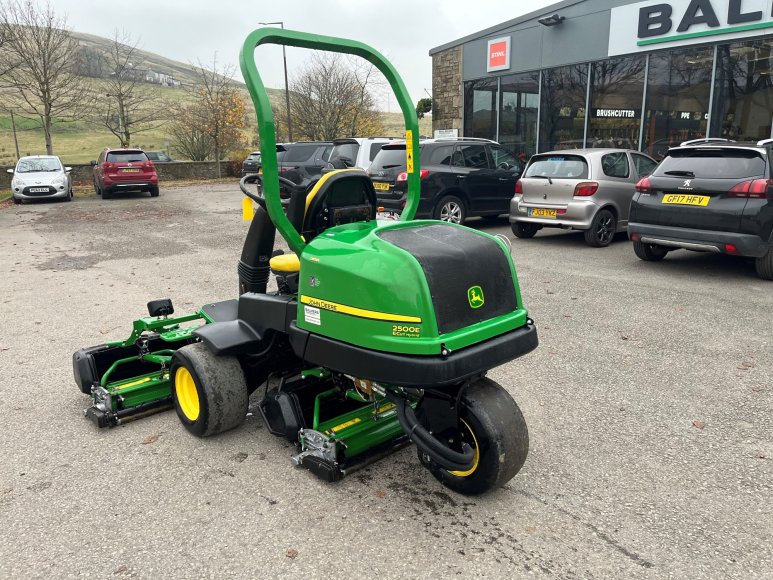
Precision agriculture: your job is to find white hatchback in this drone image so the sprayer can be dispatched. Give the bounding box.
[8,155,73,204]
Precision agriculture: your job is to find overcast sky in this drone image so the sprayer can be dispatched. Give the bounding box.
[53,0,559,110]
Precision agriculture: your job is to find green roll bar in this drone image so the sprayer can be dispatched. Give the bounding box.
[239,28,421,256]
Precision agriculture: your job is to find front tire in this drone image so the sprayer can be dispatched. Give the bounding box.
[633,239,669,261]
[755,248,773,280]
[13,197,21,205]
[170,343,249,437]
[434,195,466,224]
[512,222,539,239]
[419,377,529,495]
[584,209,617,247]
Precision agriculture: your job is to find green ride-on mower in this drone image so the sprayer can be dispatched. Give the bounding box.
[72,29,539,495]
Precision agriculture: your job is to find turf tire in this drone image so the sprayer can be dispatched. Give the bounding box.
[418,377,529,495]
[170,343,248,437]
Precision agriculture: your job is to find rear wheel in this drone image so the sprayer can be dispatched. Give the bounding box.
[149,185,159,197]
[418,377,529,495]
[755,248,773,280]
[584,209,616,247]
[102,186,112,200]
[512,222,539,239]
[170,343,248,437]
[633,239,669,261]
[434,195,466,224]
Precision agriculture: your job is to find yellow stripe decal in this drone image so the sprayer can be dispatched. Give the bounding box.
[300,295,421,323]
[114,376,153,391]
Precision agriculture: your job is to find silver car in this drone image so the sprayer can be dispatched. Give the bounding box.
[509,149,657,247]
[8,155,73,204]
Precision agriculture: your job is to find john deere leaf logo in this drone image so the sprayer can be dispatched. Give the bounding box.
[467,286,484,309]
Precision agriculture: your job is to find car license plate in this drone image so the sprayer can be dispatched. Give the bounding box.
[29,187,49,193]
[372,182,390,191]
[531,208,557,218]
[662,194,709,206]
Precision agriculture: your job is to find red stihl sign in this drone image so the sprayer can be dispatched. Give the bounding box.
[487,36,510,72]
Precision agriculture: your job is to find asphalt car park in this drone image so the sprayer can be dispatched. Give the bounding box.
[0,184,770,578]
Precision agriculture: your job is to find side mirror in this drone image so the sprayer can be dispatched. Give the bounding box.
[64,166,72,172]
[6,168,13,174]
[90,160,97,166]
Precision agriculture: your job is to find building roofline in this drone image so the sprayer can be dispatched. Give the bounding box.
[428,0,588,55]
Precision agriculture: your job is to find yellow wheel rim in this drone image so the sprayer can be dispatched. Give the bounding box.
[448,419,480,477]
[175,366,200,422]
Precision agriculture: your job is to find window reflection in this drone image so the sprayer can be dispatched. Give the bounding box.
[643,47,714,160]
[711,39,773,142]
[499,72,539,161]
[463,78,498,139]
[588,56,645,150]
[539,65,588,152]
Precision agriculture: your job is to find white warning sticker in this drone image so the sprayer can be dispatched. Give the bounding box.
[304,305,321,325]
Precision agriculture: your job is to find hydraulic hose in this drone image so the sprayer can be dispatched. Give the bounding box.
[385,392,475,472]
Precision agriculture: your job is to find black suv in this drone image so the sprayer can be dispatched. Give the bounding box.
[370,138,523,223]
[628,139,773,280]
[276,141,332,182]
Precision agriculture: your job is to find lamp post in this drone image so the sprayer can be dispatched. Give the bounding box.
[258,21,293,142]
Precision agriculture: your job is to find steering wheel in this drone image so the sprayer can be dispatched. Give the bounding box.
[239,174,294,209]
[497,162,511,170]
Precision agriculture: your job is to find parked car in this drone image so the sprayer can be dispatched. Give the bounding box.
[371,138,523,223]
[275,141,333,183]
[145,151,174,163]
[509,149,658,247]
[92,148,159,199]
[8,155,73,204]
[328,137,397,170]
[242,151,261,175]
[628,139,773,280]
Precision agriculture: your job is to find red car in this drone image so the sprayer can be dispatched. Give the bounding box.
[92,148,159,199]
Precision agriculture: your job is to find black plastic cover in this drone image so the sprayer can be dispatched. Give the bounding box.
[378,224,517,334]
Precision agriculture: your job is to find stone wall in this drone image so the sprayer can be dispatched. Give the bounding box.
[1,161,238,189]
[432,46,463,136]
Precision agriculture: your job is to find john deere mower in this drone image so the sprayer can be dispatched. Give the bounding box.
[72,29,538,494]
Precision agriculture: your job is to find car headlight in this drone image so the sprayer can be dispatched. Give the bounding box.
[12,178,24,187]
[53,175,66,186]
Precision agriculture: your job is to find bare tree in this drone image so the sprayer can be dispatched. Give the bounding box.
[172,56,245,175]
[101,30,166,147]
[0,0,93,154]
[290,53,383,141]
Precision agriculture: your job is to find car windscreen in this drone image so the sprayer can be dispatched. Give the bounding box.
[107,152,148,163]
[655,148,766,179]
[330,143,359,165]
[371,146,407,170]
[247,154,260,161]
[16,158,61,172]
[524,155,588,179]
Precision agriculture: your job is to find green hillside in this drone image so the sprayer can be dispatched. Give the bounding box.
[0,31,431,165]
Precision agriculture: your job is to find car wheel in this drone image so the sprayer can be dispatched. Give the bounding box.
[94,180,102,195]
[13,197,21,205]
[149,185,159,197]
[633,240,669,261]
[511,222,539,239]
[64,192,72,202]
[755,248,773,280]
[584,209,617,247]
[434,195,466,224]
[102,187,112,200]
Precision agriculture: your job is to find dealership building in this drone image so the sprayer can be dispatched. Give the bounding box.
[429,0,773,159]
